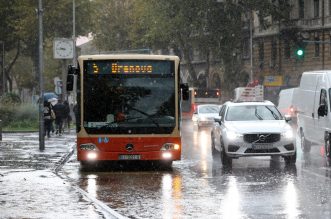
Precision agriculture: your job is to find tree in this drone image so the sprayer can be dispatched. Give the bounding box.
[0,0,94,95]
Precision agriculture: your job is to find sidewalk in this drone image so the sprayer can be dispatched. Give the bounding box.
[0,132,106,219]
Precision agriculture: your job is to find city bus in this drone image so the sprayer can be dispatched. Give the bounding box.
[67,54,188,168]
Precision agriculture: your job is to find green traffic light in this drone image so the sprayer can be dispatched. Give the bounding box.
[296,49,304,56]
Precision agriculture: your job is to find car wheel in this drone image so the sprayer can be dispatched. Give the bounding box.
[324,133,331,159]
[220,141,232,167]
[284,151,296,165]
[300,129,311,153]
[211,135,218,157]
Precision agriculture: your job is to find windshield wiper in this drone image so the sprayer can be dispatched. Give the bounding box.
[126,105,160,128]
[96,116,142,129]
[254,107,263,120]
[265,106,280,120]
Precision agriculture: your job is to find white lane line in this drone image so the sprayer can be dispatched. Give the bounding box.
[301,168,331,180]
[53,144,128,219]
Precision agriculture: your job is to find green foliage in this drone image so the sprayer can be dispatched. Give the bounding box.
[0,92,21,105]
[0,103,38,130]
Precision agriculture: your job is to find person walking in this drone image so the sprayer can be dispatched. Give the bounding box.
[63,100,71,133]
[52,99,66,136]
[43,101,54,138]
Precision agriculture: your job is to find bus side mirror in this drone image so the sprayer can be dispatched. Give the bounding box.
[67,65,77,92]
[181,83,189,100]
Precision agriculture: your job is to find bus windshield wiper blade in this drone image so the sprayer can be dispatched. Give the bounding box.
[126,105,160,128]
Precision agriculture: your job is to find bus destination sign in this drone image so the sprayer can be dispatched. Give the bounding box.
[86,60,172,75]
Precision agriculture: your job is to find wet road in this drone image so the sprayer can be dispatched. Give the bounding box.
[61,120,331,218]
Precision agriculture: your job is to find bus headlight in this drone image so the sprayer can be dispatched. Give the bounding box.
[87,152,98,160]
[161,143,180,151]
[162,152,172,159]
[80,143,97,151]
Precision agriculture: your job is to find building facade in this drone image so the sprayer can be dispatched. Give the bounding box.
[242,0,331,103]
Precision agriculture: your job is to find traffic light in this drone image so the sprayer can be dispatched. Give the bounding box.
[294,36,306,59]
[295,47,304,58]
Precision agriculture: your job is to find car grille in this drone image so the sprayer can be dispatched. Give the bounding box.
[244,134,280,143]
[245,148,280,153]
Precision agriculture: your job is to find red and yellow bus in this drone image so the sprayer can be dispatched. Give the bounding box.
[67,54,188,168]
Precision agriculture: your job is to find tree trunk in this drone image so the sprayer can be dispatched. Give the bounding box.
[5,40,20,92]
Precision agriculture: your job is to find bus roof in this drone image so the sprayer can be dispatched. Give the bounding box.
[78,54,180,61]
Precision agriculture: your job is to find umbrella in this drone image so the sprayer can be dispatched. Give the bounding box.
[43,92,58,101]
[48,97,58,106]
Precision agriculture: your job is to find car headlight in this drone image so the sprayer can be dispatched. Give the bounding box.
[226,130,243,141]
[282,129,294,139]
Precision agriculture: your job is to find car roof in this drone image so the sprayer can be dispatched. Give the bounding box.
[224,100,275,107]
[197,104,220,108]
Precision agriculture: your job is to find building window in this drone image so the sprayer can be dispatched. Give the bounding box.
[271,40,277,68]
[259,41,264,69]
[299,0,304,18]
[284,40,291,59]
[314,0,320,18]
[315,35,320,57]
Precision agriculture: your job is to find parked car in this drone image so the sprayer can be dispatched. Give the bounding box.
[211,100,296,167]
[294,71,331,157]
[277,87,298,125]
[192,104,221,128]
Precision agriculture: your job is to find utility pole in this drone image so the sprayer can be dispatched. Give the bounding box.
[72,0,76,67]
[249,10,254,83]
[322,0,325,69]
[0,41,4,94]
[38,0,45,150]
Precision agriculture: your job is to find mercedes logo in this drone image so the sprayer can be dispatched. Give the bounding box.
[125,143,134,151]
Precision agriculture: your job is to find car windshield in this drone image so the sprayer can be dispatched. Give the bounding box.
[198,105,219,114]
[225,105,282,121]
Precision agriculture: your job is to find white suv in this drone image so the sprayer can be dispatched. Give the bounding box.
[211,101,296,167]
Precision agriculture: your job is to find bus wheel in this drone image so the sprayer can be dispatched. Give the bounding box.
[300,129,311,153]
[159,160,173,170]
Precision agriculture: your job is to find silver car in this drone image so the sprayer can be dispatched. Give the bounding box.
[192,104,221,128]
[211,101,296,167]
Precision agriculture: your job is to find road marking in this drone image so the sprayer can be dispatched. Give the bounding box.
[52,144,127,219]
[301,168,331,180]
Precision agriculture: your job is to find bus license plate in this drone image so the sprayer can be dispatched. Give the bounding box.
[118,154,141,160]
[252,144,272,150]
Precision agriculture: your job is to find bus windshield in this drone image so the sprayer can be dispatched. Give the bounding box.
[83,60,176,134]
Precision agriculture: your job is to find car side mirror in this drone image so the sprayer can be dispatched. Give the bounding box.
[318,104,328,117]
[284,114,292,122]
[214,116,222,124]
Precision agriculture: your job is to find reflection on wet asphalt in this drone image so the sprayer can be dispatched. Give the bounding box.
[61,120,331,218]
